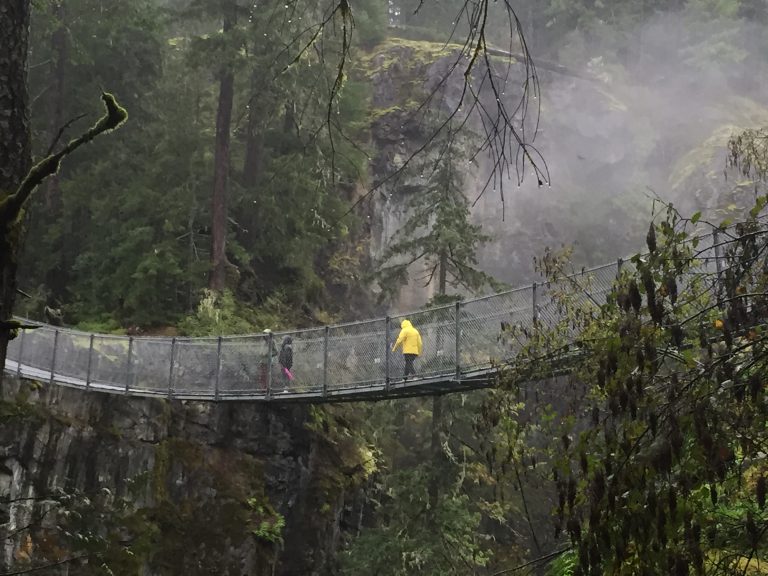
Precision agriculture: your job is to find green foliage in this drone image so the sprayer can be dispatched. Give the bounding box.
[500,195,768,575]
[21,0,375,330]
[74,317,127,335]
[247,498,286,544]
[376,125,497,301]
[340,390,548,576]
[547,550,577,576]
[353,0,389,46]
[340,467,492,576]
[729,128,768,183]
[24,0,183,327]
[178,288,287,335]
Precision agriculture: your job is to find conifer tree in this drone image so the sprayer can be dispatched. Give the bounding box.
[376,122,498,534]
[0,1,127,388]
[377,125,497,303]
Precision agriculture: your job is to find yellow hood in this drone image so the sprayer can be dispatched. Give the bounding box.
[392,319,422,356]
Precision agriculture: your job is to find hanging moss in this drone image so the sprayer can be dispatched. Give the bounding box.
[357,38,461,77]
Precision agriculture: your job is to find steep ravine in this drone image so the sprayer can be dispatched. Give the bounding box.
[5,33,767,576]
[0,377,369,575]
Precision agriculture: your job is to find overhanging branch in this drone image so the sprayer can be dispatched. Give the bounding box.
[0,93,127,223]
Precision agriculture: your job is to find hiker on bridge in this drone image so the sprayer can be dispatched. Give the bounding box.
[256,329,280,390]
[278,336,294,391]
[392,319,422,380]
[262,329,279,356]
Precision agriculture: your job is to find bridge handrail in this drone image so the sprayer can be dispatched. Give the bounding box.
[4,220,763,401]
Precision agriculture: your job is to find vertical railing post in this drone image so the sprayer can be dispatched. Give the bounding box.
[168,338,176,399]
[385,317,391,392]
[16,328,25,377]
[214,337,222,401]
[713,230,724,276]
[124,337,134,394]
[532,282,538,327]
[49,329,59,385]
[323,326,329,397]
[455,301,461,382]
[266,332,274,400]
[85,334,94,391]
[617,257,623,278]
[713,230,724,308]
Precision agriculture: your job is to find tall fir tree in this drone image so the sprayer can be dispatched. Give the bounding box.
[376,121,498,541]
[377,125,496,303]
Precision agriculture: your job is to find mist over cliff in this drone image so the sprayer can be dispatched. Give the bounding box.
[471,10,768,285]
[370,9,768,309]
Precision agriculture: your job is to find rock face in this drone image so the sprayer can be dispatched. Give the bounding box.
[363,38,626,311]
[364,40,463,310]
[0,377,365,575]
[365,37,768,312]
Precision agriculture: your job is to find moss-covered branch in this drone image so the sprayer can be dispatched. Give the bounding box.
[0,93,127,223]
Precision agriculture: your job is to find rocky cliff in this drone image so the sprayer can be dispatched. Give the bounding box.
[0,377,370,575]
[363,36,768,311]
[362,37,648,310]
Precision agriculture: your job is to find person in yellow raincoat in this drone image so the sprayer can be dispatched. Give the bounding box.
[392,319,423,380]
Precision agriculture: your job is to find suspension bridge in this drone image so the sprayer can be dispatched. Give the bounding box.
[3,230,732,403]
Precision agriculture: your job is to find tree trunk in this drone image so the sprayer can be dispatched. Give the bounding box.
[209,9,236,292]
[0,0,32,390]
[45,0,67,207]
[428,394,443,520]
[242,75,263,188]
[43,1,68,299]
[428,251,448,522]
[438,249,447,296]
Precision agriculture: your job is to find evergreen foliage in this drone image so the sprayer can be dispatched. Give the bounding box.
[178,288,288,335]
[341,468,491,575]
[482,192,768,575]
[12,2,768,574]
[376,126,497,302]
[21,0,375,330]
[340,395,513,575]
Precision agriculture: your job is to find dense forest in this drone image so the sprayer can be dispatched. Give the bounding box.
[16,0,768,332]
[3,0,768,574]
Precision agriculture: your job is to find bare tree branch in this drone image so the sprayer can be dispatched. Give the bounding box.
[45,113,87,155]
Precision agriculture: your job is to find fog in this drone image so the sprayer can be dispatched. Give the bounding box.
[470,10,768,286]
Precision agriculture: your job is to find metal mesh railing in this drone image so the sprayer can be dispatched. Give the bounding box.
[218,336,264,397]
[4,225,761,401]
[460,288,533,371]
[327,319,388,391]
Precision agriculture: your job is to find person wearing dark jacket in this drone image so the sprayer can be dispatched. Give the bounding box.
[278,336,294,391]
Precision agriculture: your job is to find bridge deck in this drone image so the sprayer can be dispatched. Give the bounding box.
[4,359,497,403]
